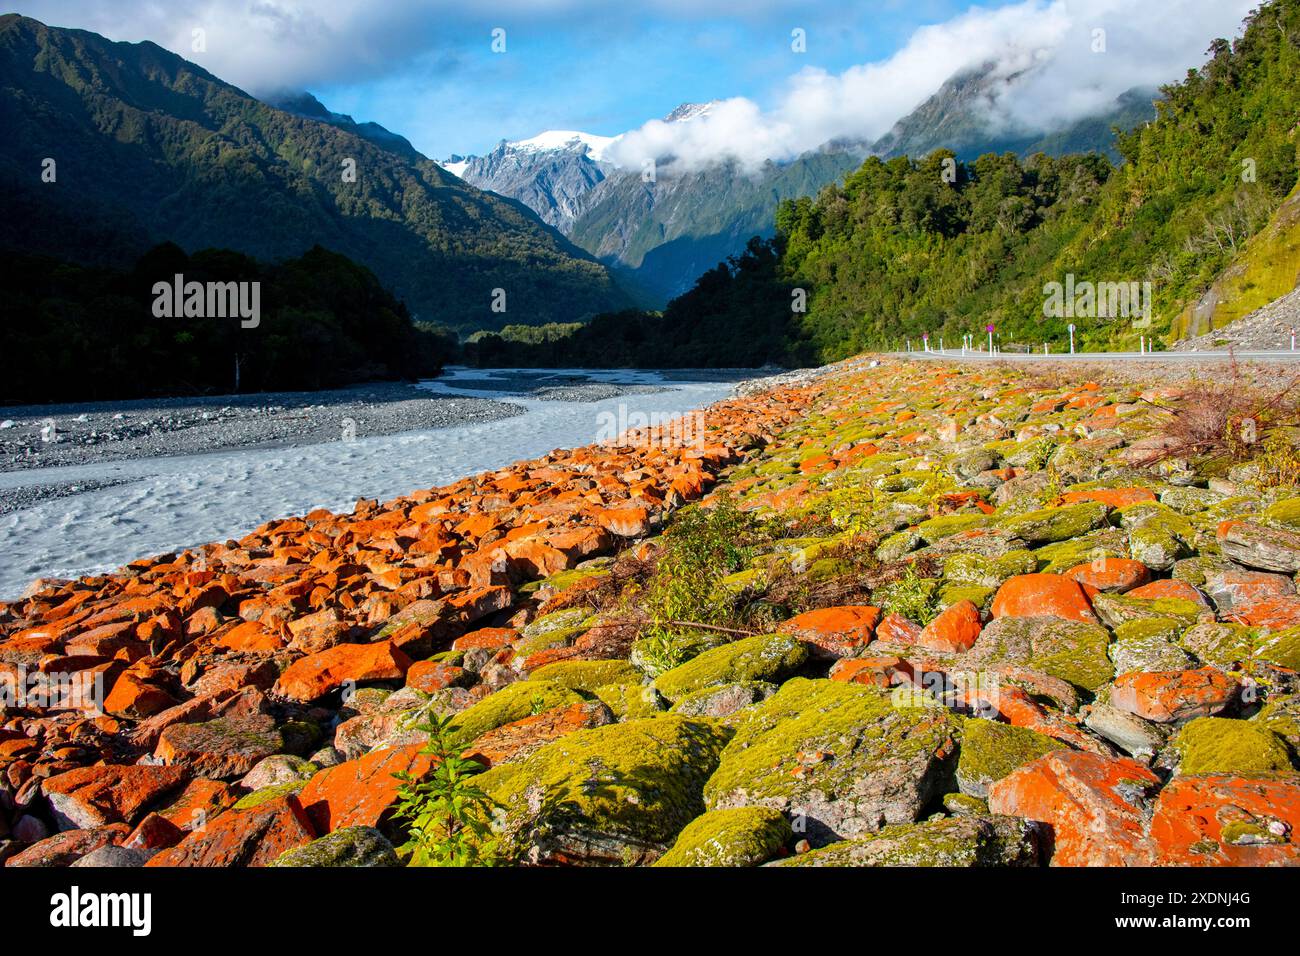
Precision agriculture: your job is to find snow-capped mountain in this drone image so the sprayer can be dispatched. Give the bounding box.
[436,106,713,232]
[437,130,620,231]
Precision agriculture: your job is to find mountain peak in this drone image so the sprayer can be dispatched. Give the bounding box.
[663,102,716,123]
[508,130,620,162]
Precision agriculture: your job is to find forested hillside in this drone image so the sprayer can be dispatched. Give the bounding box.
[780,0,1300,357]
[0,15,628,334]
[0,244,453,402]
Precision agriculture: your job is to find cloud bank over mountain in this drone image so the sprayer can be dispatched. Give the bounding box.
[12,0,1256,169]
[609,0,1256,170]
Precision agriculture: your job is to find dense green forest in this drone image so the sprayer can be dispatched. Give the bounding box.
[462,237,807,368]
[477,0,1300,367]
[0,244,454,402]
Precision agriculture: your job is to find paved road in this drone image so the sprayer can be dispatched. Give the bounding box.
[893,350,1300,363]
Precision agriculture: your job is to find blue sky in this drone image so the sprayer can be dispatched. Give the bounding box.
[309,0,1008,157]
[10,1,1254,163]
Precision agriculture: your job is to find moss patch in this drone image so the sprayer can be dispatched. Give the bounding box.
[449,680,585,742]
[1173,717,1293,775]
[529,659,643,692]
[956,718,1065,797]
[651,634,808,703]
[477,715,732,864]
[773,815,1038,867]
[653,807,792,867]
[703,678,957,842]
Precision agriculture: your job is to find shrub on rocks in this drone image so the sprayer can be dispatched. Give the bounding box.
[653,807,791,867]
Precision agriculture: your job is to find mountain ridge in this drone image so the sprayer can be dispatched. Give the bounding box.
[0,14,629,333]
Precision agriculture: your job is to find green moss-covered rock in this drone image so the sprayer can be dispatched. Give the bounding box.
[943,792,989,817]
[1256,626,1300,670]
[939,584,995,613]
[1120,503,1196,570]
[1110,618,1197,673]
[1262,497,1300,530]
[591,682,666,721]
[670,681,778,719]
[233,780,307,810]
[651,634,808,703]
[916,513,990,544]
[877,530,923,561]
[1253,694,1300,756]
[704,678,957,845]
[1091,592,1202,629]
[270,826,400,867]
[653,807,792,867]
[529,659,643,692]
[449,680,585,742]
[964,616,1114,693]
[518,566,609,597]
[943,550,1039,589]
[1173,717,1293,775]
[521,608,591,640]
[477,716,732,865]
[772,815,1038,867]
[956,718,1066,797]
[1179,621,1259,667]
[1004,502,1110,545]
[1033,528,1129,573]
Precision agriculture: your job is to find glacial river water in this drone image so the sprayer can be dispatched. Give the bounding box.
[0,369,738,600]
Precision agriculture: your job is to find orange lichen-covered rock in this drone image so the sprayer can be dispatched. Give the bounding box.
[1064,558,1151,594]
[102,670,177,719]
[145,794,316,867]
[987,750,1161,866]
[296,743,435,833]
[1110,668,1238,723]
[405,660,470,693]
[777,605,882,659]
[274,640,412,702]
[1149,774,1300,866]
[991,574,1097,624]
[916,600,982,653]
[42,764,190,830]
[594,505,652,538]
[1126,578,1210,607]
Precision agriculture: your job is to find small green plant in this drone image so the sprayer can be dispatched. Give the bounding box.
[1253,433,1300,489]
[1027,439,1058,471]
[826,474,876,538]
[392,713,501,867]
[641,494,765,671]
[878,563,941,625]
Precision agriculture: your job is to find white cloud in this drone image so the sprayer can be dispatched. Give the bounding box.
[608,0,1257,171]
